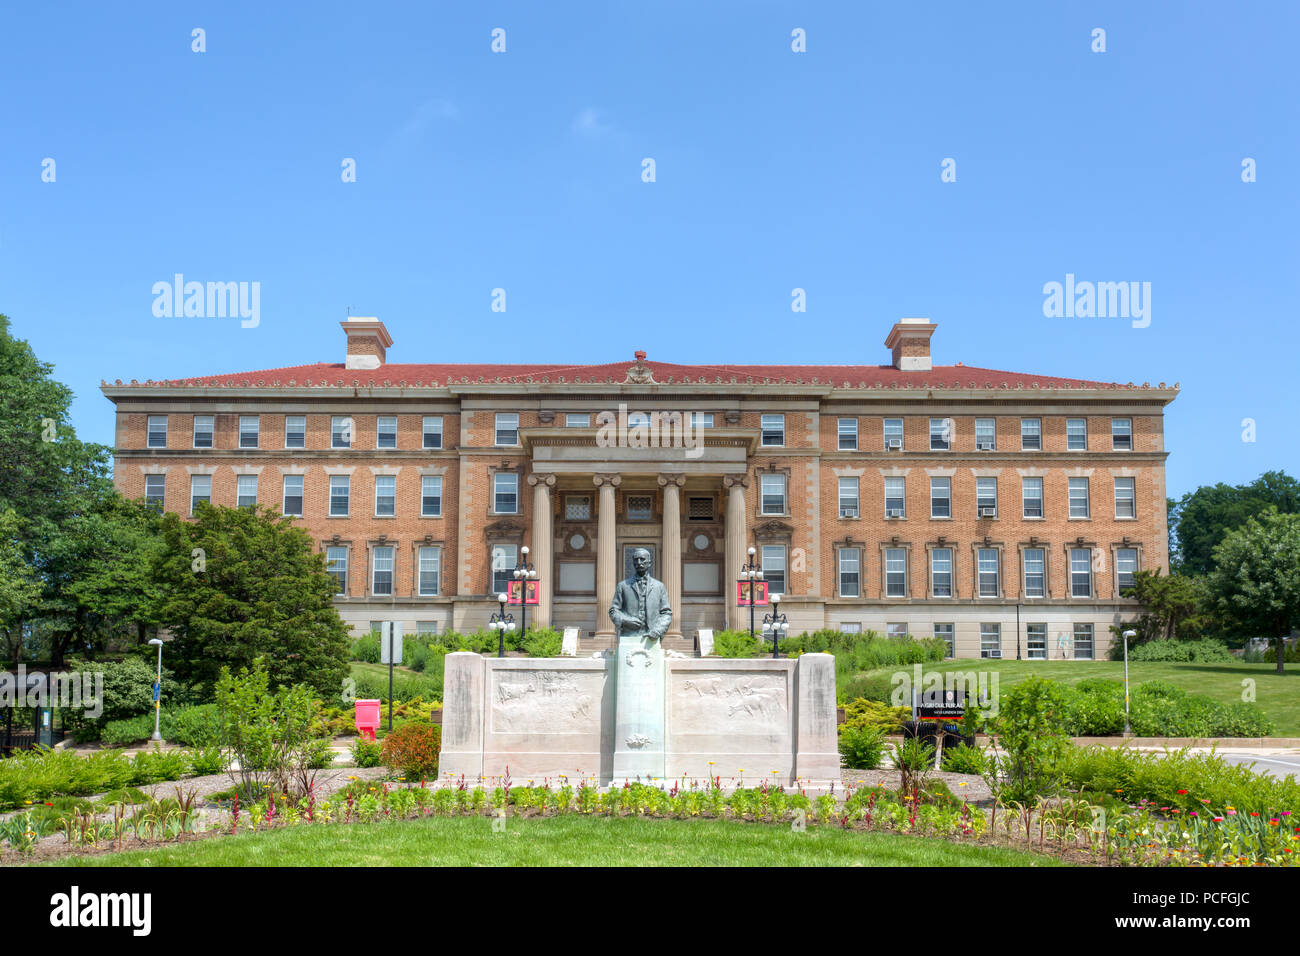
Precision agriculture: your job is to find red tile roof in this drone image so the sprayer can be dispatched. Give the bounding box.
[103,360,1176,391]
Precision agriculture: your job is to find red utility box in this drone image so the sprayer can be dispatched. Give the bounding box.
[354,699,381,741]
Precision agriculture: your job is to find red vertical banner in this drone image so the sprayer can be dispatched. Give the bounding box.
[736,581,769,606]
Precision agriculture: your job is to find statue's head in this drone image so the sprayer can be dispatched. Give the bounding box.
[631,547,653,578]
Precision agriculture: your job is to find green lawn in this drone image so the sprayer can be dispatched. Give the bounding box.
[867,659,1300,735]
[47,815,1066,867]
[349,661,441,700]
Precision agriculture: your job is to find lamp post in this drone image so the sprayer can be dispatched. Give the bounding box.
[739,546,763,643]
[1122,629,1136,735]
[489,593,515,658]
[148,638,164,742]
[512,545,538,638]
[762,592,789,658]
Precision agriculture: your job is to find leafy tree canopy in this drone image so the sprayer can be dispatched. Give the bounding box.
[1171,470,1300,575]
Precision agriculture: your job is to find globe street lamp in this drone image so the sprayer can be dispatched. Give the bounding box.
[512,545,538,638]
[148,638,164,742]
[738,546,763,644]
[1122,629,1137,735]
[489,593,515,658]
[762,592,789,658]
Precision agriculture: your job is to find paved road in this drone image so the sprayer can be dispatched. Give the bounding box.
[1213,751,1300,779]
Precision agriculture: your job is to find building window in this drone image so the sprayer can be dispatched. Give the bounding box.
[688,496,714,521]
[689,412,713,429]
[491,544,517,595]
[239,416,259,448]
[929,418,950,451]
[283,475,304,516]
[934,623,954,658]
[326,546,348,595]
[885,476,906,517]
[1067,418,1087,451]
[422,416,443,449]
[977,548,1000,597]
[331,416,352,449]
[1114,477,1136,518]
[236,474,258,508]
[1023,547,1046,598]
[976,477,998,518]
[838,548,860,597]
[1070,548,1092,597]
[761,545,786,594]
[980,623,1002,659]
[421,476,443,517]
[371,546,394,596]
[930,477,951,518]
[566,413,590,428]
[147,416,168,448]
[1020,418,1041,451]
[626,494,654,521]
[1074,623,1094,659]
[838,477,859,518]
[493,473,518,514]
[1026,623,1047,659]
[417,621,438,636]
[285,415,306,448]
[1069,477,1091,518]
[418,546,441,596]
[144,474,165,508]
[193,415,214,449]
[975,418,996,450]
[329,475,350,517]
[760,414,785,446]
[886,623,908,640]
[561,494,590,521]
[1112,418,1132,450]
[838,418,858,450]
[374,475,396,517]
[884,548,907,598]
[1117,548,1139,593]
[189,475,211,515]
[495,413,519,446]
[931,548,953,598]
[760,474,786,515]
[1022,477,1044,518]
[883,418,904,450]
[376,416,398,449]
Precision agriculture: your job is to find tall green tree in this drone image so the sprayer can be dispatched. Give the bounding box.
[1119,568,1212,644]
[1171,470,1300,574]
[152,503,351,698]
[0,508,42,662]
[1207,510,1300,674]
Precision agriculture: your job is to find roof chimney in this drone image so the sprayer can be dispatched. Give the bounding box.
[884,317,936,371]
[340,316,392,370]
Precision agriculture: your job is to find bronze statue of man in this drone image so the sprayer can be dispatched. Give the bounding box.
[609,547,672,641]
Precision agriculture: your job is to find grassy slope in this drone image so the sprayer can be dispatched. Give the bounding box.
[863,659,1300,735]
[49,815,1066,867]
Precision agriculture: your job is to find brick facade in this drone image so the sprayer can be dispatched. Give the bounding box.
[102,318,1178,659]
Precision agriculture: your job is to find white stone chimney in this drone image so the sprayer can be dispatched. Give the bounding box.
[340,316,392,370]
[884,317,936,371]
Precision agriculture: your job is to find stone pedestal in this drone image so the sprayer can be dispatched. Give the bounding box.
[609,634,666,784]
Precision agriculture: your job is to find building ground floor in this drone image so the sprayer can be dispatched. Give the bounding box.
[334,596,1135,661]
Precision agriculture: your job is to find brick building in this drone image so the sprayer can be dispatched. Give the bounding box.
[102,316,1178,659]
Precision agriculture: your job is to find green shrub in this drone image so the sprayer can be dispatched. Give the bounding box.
[188,746,226,776]
[72,657,186,724]
[1116,638,1235,663]
[100,713,172,747]
[712,629,763,657]
[352,634,380,663]
[170,703,222,747]
[838,672,897,705]
[986,676,1072,803]
[842,697,910,733]
[838,726,885,769]
[940,744,987,776]
[522,626,563,658]
[351,738,382,768]
[379,723,442,778]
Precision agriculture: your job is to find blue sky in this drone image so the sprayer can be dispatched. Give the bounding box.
[1,1,1295,499]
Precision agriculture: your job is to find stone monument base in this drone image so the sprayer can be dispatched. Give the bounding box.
[439,651,840,790]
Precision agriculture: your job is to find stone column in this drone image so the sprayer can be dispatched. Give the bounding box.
[527,473,555,630]
[593,474,621,640]
[658,473,685,641]
[724,475,748,630]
